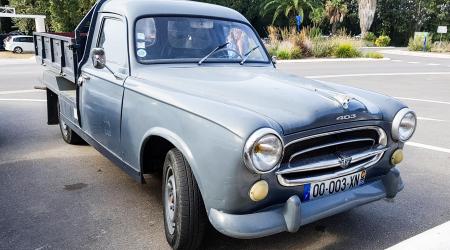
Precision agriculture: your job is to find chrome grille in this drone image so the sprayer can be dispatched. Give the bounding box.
[276,126,387,186]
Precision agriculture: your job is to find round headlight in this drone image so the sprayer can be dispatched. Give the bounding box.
[244,128,284,174]
[392,108,417,142]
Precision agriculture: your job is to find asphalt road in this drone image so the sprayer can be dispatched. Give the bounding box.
[1,53,449,250]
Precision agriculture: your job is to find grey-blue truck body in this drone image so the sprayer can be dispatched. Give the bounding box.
[35,0,413,240]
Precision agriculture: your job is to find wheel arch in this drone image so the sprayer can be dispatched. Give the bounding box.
[139,127,204,192]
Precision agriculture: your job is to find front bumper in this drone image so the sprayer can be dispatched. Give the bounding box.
[209,168,403,239]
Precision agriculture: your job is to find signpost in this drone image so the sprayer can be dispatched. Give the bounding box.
[437,26,448,45]
[414,32,430,52]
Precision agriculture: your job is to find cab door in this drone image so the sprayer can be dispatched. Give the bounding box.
[79,14,129,156]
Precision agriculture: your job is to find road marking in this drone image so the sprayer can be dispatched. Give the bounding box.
[406,142,450,154]
[407,61,419,64]
[427,63,441,66]
[394,97,450,105]
[392,60,403,62]
[417,117,446,122]
[306,72,450,79]
[0,98,46,102]
[0,89,42,95]
[387,221,450,250]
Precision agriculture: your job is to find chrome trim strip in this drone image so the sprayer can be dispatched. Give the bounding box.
[288,138,376,163]
[277,148,387,186]
[279,147,387,175]
[277,126,388,186]
[285,126,387,147]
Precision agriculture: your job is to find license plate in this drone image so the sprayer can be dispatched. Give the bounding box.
[302,170,366,201]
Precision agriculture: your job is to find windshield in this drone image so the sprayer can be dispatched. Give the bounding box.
[135,17,269,64]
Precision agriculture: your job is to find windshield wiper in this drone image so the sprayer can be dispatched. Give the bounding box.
[240,46,260,65]
[198,42,229,65]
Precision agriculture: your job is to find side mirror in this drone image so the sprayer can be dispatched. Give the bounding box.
[271,56,277,65]
[91,48,106,69]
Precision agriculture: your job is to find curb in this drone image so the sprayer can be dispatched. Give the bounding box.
[278,58,391,63]
[381,50,450,59]
[361,46,396,49]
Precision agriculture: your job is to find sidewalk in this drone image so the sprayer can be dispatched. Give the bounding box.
[0,56,36,65]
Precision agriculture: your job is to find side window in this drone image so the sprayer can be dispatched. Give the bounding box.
[26,37,34,43]
[97,18,128,74]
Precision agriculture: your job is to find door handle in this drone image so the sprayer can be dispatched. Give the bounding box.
[77,74,90,87]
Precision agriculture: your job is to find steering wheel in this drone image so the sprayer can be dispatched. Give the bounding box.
[211,47,243,59]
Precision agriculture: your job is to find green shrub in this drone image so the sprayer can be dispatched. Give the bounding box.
[290,48,302,59]
[309,27,322,38]
[333,43,362,58]
[408,36,432,51]
[364,32,377,42]
[375,35,391,47]
[365,52,384,59]
[431,41,450,53]
[275,48,302,60]
[276,49,291,59]
[311,39,336,57]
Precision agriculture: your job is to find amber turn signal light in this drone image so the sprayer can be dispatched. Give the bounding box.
[391,149,404,165]
[249,180,269,202]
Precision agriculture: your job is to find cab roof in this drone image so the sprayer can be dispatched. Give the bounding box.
[99,0,249,23]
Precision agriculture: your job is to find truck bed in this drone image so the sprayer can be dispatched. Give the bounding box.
[34,32,80,83]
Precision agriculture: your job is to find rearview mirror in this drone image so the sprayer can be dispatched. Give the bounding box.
[271,56,277,65]
[91,48,106,69]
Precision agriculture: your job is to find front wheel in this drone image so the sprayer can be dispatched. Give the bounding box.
[162,148,206,250]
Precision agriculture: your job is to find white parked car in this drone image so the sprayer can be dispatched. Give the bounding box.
[4,35,34,53]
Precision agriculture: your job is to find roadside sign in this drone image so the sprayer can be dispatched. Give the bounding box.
[437,26,447,34]
[414,32,429,39]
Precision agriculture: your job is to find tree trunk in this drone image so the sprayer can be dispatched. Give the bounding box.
[358,0,377,37]
[331,22,337,35]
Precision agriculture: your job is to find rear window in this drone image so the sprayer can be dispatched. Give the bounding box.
[13,37,33,43]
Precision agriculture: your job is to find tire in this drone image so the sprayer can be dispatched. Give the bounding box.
[57,103,83,145]
[162,148,206,250]
[13,47,23,54]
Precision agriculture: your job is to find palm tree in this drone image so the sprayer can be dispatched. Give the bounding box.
[261,0,315,25]
[325,0,348,34]
[309,6,325,28]
[358,0,377,37]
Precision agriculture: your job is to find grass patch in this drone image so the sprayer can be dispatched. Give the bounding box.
[365,52,384,59]
[333,43,361,58]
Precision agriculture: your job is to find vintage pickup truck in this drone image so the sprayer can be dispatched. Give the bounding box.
[34,0,417,249]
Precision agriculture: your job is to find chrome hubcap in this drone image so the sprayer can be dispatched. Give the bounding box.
[164,167,176,235]
[61,120,69,137]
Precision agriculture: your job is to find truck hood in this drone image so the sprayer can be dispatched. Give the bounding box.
[134,66,384,135]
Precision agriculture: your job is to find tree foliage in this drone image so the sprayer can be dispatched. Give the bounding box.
[8,0,95,33]
[261,0,315,24]
[3,0,449,46]
[48,0,96,32]
[325,0,348,34]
